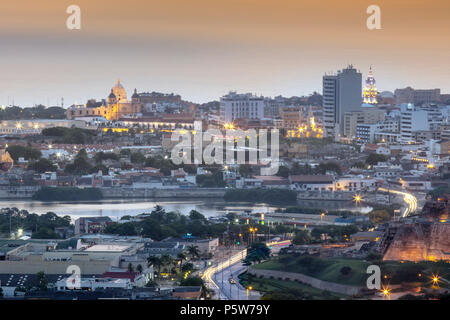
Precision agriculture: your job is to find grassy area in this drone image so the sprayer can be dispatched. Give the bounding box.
[253,258,371,286]
[253,256,450,288]
[239,273,347,300]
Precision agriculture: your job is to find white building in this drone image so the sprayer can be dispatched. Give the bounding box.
[219,91,265,124]
[400,103,443,144]
[56,277,132,291]
[322,65,362,139]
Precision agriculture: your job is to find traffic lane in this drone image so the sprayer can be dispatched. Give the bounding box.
[214,262,260,300]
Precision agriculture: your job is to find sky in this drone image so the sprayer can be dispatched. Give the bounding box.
[0,0,449,107]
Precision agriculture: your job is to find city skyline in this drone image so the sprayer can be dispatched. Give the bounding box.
[0,0,449,106]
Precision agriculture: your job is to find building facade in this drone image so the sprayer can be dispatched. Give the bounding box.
[322,65,362,138]
[219,91,265,124]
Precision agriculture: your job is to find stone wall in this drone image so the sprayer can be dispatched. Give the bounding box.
[383,222,450,262]
[248,267,362,296]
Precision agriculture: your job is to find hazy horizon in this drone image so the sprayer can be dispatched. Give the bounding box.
[0,0,449,107]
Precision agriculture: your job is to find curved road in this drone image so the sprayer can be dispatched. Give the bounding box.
[378,187,418,217]
[201,249,249,300]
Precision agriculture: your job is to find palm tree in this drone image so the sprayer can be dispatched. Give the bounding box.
[177,252,187,272]
[187,245,200,260]
[160,254,175,275]
[147,256,163,278]
[136,264,143,274]
[127,263,134,273]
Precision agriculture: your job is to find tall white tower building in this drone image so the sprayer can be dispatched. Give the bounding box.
[322,65,362,139]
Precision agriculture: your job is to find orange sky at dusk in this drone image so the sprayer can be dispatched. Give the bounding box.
[0,0,449,106]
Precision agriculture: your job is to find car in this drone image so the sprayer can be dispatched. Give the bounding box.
[228,278,236,284]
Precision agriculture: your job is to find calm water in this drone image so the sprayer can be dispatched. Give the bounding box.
[0,198,372,222]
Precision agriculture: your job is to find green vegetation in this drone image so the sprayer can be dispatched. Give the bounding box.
[243,242,271,265]
[427,186,450,200]
[276,206,357,218]
[284,161,342,176]
[41,127,96,144]
[94,152,119,163]
[239,272,345,300]
[103,206,239,241]
[196,172,225,188]
[144,155,178,175]
[255,255,450,288]
[368,209,391,224]
[130,152,146,164]
[365,153,388,166]
[0,208,71,239]
[309,225,359,242]
[32,187,103,201]
[224,188,297,204]
[6,145,41,162]
[28,158,57,173]
[64,149,93,175]
[254,256,370,286]
[0,105,66,120]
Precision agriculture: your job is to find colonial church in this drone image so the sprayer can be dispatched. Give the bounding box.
[66,79,144,121]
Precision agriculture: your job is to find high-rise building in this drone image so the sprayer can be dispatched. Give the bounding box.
[400,103,444,144]
[322,65,362,138]
[363,67,378,105]
[219,91,265,124]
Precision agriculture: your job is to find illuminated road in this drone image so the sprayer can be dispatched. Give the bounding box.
[201,249,248,300]
[202,241,291,300]
[378,187,418,217]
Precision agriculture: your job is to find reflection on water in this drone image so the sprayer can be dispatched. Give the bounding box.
[0,198,372,222]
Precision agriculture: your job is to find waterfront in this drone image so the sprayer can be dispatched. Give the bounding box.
[0,198,373,221]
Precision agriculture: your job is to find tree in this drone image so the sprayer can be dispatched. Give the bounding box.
[366,153,388,166]
[243,242,271,265]
[316,162,342,175]
[127,263,134,273]
[32,227,59,239]
[189,210,207,224]
[276,166,290,178]
[147,256,163,277]
[340,266,352,276]
[179,276,204,287]
[161,254,174,273]
[130,152,146,164]
[181,262,194,273]
[239,164,253,178]
[292,230,311,245]
[28,158,57,173]
[64,149,93,175]
[6,145,41,162]
[177,252,187,271]
[369,209,391,224]
[187,245,200,260]
[36,271,48,291]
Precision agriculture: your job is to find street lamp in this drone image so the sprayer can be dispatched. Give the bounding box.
[432,274,439,287]
[380,285,391,300]
[353,194,362,204]
[247,285,253,300]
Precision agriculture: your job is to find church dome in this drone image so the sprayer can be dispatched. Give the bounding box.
[111,79,127,102]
